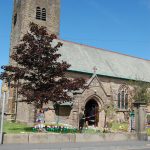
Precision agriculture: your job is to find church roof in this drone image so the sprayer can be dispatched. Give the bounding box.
[57,40,150,83]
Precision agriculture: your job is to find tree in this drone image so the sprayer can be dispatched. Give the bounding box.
[100,101,116,129]
[100,85,117,129]
[129,80,150,105]
[0,22,85,108]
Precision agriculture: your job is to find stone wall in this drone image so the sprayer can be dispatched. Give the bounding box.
[13,70,133,126]
[64,71,132,127]
[3,133,139,144]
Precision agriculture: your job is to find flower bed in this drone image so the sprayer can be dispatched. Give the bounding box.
[32,123,77,133]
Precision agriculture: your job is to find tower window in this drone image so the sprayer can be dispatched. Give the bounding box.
[36,7,41,20]
[36,7,46,21]
[14,13,17,26]
[42,8,46,21]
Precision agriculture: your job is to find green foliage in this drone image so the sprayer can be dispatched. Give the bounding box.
[100,101,117,128]
[4,121,32,133]
[129,80,150,104]
[103,102,116,118]
[81,128,101,134]
[111,122,128,132]
[147,114,150,124]
[146,128,150,136]
[3,121,130,134]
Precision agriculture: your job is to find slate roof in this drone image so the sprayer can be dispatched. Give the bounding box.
[56,40,150,83]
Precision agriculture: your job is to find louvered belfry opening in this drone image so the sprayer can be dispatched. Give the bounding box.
[36,7,41,20]
[42,8,46,21]
[36,7,46,21]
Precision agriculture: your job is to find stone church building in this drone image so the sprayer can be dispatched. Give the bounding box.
[3,0,150,128]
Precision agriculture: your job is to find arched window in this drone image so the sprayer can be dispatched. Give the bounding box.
[118,93,120,108]
[36,7,41,20]
[118,85,129,110]
[42,8,46,21]
[121,91,124,109]
[125,94,128,109]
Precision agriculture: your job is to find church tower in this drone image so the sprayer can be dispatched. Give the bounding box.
[10,0,60,59]
[7,0,60,123]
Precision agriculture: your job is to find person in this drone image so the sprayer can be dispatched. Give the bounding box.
[36,109,45,131]
[79,112,85,133]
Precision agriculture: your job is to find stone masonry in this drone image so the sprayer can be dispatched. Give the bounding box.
[8,0,60,123]
[5,0,149,129]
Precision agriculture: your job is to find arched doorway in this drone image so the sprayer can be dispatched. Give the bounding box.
[84,99,99,127]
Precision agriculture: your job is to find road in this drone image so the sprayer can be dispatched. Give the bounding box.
[0,141,150,150]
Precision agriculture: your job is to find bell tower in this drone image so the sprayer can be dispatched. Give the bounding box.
[10,0,60,58]
[8,0,60,123]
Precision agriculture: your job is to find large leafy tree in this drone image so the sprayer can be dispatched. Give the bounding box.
[0,22,85,108]
[129,80,150,104]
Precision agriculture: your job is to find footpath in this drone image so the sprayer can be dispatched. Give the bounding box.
[0,141,150,150]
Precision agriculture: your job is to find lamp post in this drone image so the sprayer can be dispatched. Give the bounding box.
[0,84,8,144]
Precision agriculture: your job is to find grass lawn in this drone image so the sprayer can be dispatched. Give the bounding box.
[111,122,129,132]
[146,128,150,136]
[2,121,130,134]
[3,120,150,135]
[3,121,32,133]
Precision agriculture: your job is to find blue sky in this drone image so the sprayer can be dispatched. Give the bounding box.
[0,0,150,88]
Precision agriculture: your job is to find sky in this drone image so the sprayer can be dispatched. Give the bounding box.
[0,0,150,88]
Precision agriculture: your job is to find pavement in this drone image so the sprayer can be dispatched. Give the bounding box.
[0,141,150,150]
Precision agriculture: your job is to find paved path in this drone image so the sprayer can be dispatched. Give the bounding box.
[0,141,150,150]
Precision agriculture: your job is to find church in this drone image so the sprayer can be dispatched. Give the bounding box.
[4,0,150,128]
